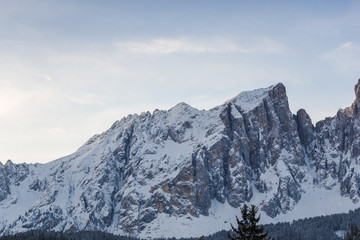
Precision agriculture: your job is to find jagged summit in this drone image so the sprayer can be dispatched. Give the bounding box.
[351,78,360,115]
[224,82,285,112]
[1,80,360,238]
[354,78,360,99]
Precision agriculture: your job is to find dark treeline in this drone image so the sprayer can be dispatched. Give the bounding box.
[0,230,138,240]
[263,207,360,240]
[2,207,360,240]
[201,207,360,240]
[0,230,228,240]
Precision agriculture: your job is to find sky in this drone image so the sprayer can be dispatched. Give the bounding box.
[0,0,359,164]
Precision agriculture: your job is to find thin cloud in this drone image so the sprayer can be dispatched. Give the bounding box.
[0,86,31,116]
[117,38,218,54]
[64,92,104,106]
[323,42,360,70]
[44,75,53,82]
[116,38,286,55]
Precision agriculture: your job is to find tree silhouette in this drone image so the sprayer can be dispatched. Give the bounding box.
[228,204,271,240]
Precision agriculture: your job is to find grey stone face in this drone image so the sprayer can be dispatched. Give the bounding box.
[295,109,314,147]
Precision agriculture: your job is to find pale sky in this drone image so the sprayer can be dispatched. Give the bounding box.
[1,0,359,164]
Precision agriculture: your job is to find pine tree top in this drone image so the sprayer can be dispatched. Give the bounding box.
[228,204,272,240]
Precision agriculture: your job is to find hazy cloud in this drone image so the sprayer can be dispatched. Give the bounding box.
[0,84,31,116]
[64,93,104,106]
[116,38,286,55]
[323,42,360,70]
[44,75,53,82]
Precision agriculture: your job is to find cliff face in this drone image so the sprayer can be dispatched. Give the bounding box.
[1,80,360,238]
[310,80,360,200]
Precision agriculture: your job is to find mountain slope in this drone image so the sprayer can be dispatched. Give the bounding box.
[1,81,360,238]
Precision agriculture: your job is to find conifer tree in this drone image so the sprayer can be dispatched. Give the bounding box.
[344,224,360,240]
[228,204,271,240]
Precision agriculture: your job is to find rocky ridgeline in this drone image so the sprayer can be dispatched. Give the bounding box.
[1,80,360,237]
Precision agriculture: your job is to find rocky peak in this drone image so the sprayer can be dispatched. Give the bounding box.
[228,82,286,113]
[4,160,13,167]
[268,82,287,102]
[354,79,360,100]
[168,102,197,116]
[351,79,360,115]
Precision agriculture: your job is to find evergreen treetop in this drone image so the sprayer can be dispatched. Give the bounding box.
[228,204,271,240]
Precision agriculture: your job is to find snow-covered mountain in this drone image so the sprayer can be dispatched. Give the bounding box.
[1,80,360,238]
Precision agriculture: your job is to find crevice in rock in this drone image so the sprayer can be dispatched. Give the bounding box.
[191,152,197,182]
[124,125,134,165]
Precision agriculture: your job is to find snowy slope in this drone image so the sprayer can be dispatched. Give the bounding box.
[1,81,360,238]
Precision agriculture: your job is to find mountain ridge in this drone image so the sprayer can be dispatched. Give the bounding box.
[1,80,360,238]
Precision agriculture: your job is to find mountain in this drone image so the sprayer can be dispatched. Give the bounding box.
[1,80,360,238]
